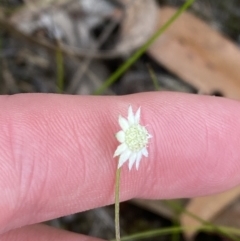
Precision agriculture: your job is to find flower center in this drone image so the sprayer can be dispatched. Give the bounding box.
[125,124,149,152]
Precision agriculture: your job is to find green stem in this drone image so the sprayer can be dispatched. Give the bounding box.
[165,200,239,241]
[115,167,121,241]
[111,225,240,241]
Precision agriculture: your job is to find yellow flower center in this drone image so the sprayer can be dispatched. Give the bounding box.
[125,124,149,152]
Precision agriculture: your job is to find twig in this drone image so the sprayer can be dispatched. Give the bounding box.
[66,2,125,93]
[0,14,125,60]
[2,60,19,93]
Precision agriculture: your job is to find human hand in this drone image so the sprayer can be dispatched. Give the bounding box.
[1,92,240,240]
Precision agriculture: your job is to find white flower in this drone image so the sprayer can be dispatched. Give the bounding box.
[114,106,152,170]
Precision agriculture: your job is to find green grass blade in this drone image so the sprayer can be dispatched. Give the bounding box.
[147,64,160,91]
[94,0,195,95]
[56,45,64,93]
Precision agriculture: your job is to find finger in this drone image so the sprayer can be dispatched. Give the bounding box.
[0,93,240,234]
[1,224,104,241]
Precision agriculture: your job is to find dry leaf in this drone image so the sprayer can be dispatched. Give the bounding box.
[181,186,240,239]
[132,199,188,220]
[115,0,158,54]
[148,7,240,99]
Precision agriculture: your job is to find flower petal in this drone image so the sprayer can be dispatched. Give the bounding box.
[118,115,129,131]
[142,147,148,157]
[113,143,127,157]
[118,150,131,169]
[128,153,137,170]
[116,130,125,143]
[135,107,141,123]
[128,106,135,125]
[136,151,142,170]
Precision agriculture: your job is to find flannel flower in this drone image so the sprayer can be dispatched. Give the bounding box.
[114,106,152,170]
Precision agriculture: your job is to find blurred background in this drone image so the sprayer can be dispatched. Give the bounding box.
[1,0,240,240]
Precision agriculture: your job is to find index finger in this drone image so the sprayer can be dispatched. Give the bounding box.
[0,92,240,234]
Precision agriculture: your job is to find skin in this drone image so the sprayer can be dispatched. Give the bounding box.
[0,92,240,240]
